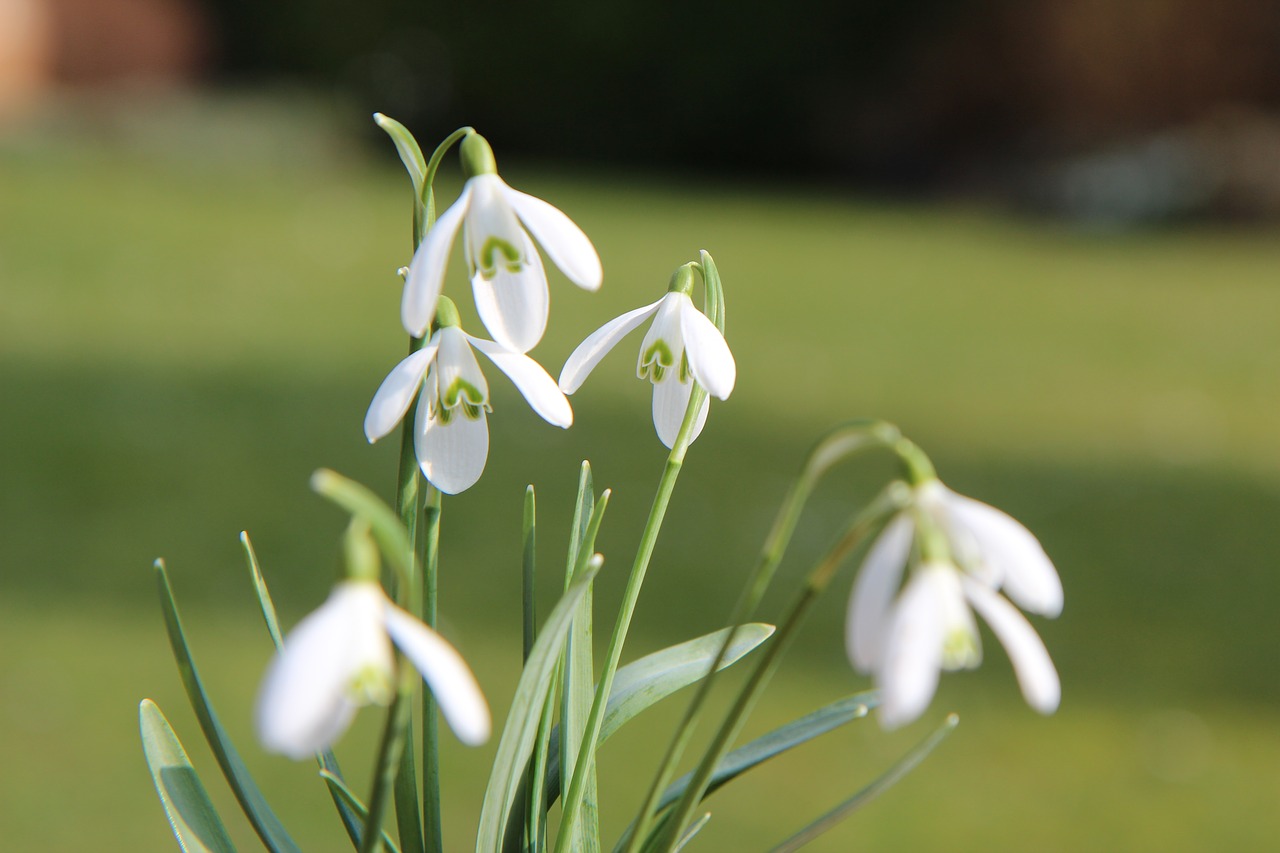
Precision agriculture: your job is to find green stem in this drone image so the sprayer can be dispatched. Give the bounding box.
[361,672,417,853]
[554,384,708,853]
[420,486,443,853]
[622,422,903,851]
[648,489,906,852]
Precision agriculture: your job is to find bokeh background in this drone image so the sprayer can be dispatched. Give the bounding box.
[3,1,1279,850]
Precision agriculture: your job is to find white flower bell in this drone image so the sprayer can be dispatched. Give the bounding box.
[401,132,602,353]
[559,266,735,448]
[256,580,490,759]
[846,479,1063,729]
[365,296,573,495]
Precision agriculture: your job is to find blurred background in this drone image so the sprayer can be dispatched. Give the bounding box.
[2,1,1279,850]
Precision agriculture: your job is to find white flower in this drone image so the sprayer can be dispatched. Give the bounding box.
[558,291,735,448]
[256,581,490,759]
[846,480,1063,729]
[364,310,573,495]
[402,163,602,352]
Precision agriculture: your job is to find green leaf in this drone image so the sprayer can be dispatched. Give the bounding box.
[154,560,303,853]
[319,771,405,853]
[139,700,237,853]
[241,532,364,850]
[560,463,601,853]
[543,624,776,806]
[673,813,710,853]
[615,691,877,852]
[475,554,605,853]
[310,469,415,586]
[697,250,724,334]
[768,713,959,852]
[373,113,426,194]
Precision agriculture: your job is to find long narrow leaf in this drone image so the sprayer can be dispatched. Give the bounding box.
[242,532,364,849]
[475,555,605,853]
[139,699,237,853]
[373,113,427,193]
[543,624,776,805]
[154,561,302,853]
[561,463,600,852]
[672,814,710,853]
[320,771,405,853]
[768,714,959,852]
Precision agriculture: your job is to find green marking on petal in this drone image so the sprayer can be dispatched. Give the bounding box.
[478,236,522,278]
[941,628,981,671]
[679,351,691,383]
[349,665,394,706]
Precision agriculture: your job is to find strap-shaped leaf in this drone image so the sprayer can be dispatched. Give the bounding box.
[543,624,776,805]
[242,533,364,849]
[139,699,237,853]
[319,771,405,853]
[560,463,601,853]
[616,692,878,852]
[475,554,605,852]
[768,713,959,852]
[373,113,427,195]
[154,560,303,853]
[672,813,710,853]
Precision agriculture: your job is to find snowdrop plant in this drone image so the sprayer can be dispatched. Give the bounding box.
[139,117,1065,853]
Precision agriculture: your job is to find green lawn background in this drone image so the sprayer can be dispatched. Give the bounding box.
[2,98,1278,851]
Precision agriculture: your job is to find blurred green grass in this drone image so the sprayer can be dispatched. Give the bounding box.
[2,99,1279,851]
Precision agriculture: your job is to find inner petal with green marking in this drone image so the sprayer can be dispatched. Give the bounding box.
[639,339,676,383]
[476,236,523,279]
[437,377,490,424]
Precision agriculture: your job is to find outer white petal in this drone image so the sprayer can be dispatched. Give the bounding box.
[468,335,573,428]
[877,567,946,730]
[944,489,1063,618]
[846,513,914,672]
[503,184,602,290]
[677,296,736,399]
[402,184,472,337]
[558,298,663,393]
[255,584,388,759]
[962,578,1061,714]
[652,376,709,449]
[383,604,491,746]
[416,387,489,495]
[471,232,549,353]
[363,339,439,443]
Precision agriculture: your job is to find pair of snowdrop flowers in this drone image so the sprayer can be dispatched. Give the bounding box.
[847,478,1063,729]
[366,134,735,492]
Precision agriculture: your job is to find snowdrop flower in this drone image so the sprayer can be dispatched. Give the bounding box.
[846,479,1063,729]
[256,580,490,759]
[559,269,735,448]
[401,131,602,352]
[365,296,573,495]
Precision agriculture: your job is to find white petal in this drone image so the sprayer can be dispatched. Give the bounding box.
[503,184,602,290]
[944,489,1063,618]
[677,296,736,399]
[363,339,439,443]
[416,388,489,495]
[558,298,663,393]
[468,336,573,428]
[963,578,1061,714]
[434,326,490,408]
[652,376,709,449]
[464,175,529,278]
[471,233,549,353]
[877,567,946,730]
[383,605,491,746]
[846,513,914,672]
[402,184,472,337]
[255,583,390,759]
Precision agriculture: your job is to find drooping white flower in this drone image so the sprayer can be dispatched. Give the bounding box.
[559,290,735,448]
[256,580,490,759]
[365,297,573,495]
[846,479,1062,729]
[401,133,602,352]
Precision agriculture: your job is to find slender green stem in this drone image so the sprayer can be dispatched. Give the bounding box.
[420,486,443,853]
[554,385,708,853]
[648,490,905,852]
[361,672,418,853]
[622,422,903,851]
